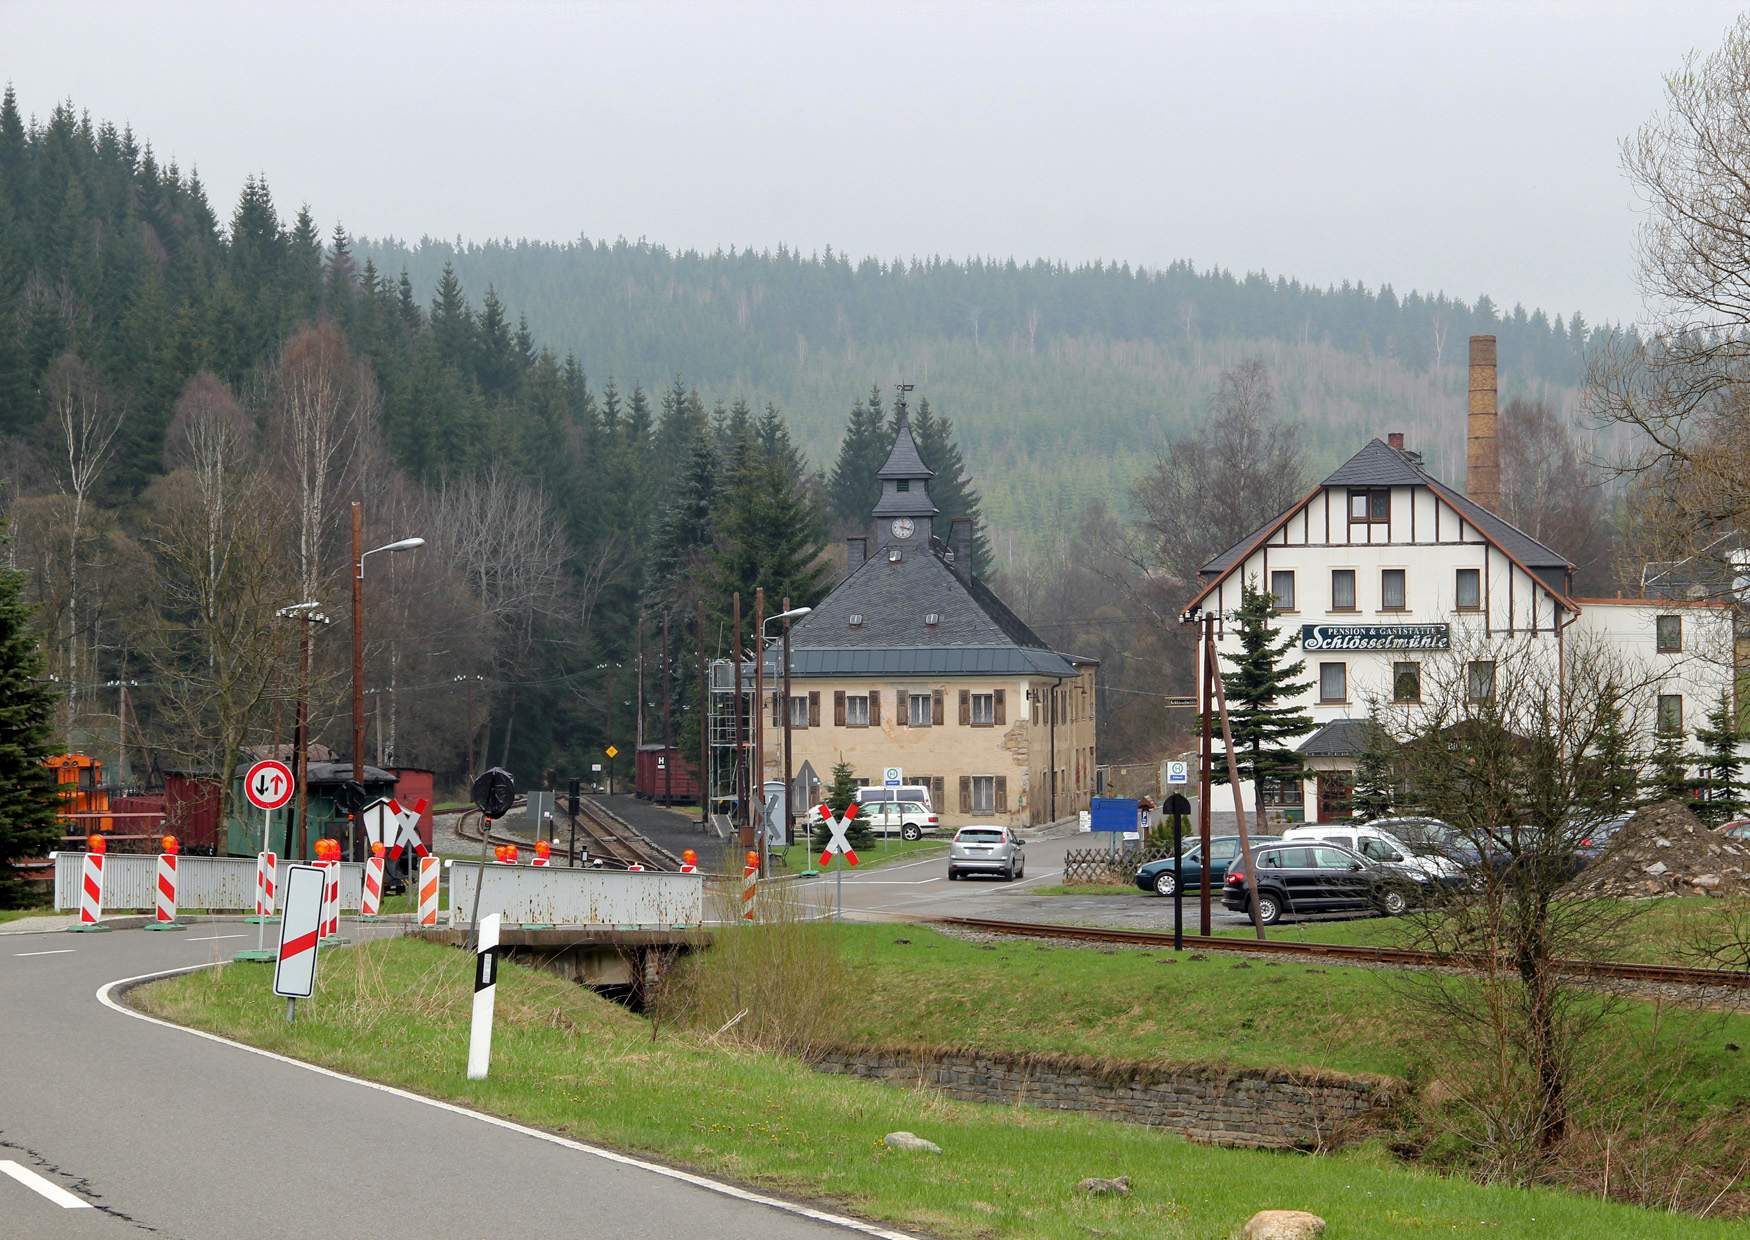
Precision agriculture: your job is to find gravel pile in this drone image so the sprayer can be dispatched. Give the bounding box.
[1565,800,1750,898]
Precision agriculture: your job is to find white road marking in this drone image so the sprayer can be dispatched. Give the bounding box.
[0,1160,91,1209]
[13,949,76,957]
[97,966,920,1239]
[186,934,245,942]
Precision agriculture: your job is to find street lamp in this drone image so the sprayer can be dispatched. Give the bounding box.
[276,601,331,858]
[758,605,812,850]
[350,501,423,814]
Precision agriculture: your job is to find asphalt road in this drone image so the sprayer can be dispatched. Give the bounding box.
[0,925,911,1240]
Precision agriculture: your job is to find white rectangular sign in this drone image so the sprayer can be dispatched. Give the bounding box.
[272,864,326,999]
[1166,760,1189,786]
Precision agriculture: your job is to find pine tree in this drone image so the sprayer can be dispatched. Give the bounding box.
[813,758,874,852]
[910,397,993,577]
[0,521,62,907]
[1694,690,1743,825]
[1643,730,1693,807]
[1212,581,1316,819]
[1351,717,1395,822]
[827,387,887,523]
[1578,679,1639,819]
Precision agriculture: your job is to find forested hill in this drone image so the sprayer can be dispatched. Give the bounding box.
[359,235,1606,559]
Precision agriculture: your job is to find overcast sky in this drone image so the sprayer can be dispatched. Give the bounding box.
[8,1,1742,326]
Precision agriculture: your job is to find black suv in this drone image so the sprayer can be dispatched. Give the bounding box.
[1221,842,1414,926]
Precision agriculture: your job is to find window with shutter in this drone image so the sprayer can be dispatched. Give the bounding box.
[894,685,908,727]
[868,690,881,726]
[771,693,781,728]
[959,776,972,813]
[833,690,846,726]
[808,691,820,727]
[970,693,995,725]
[993,689,1006,725]
[958,690,971,725]
[994,775,1008,813]
[932,689,944,725]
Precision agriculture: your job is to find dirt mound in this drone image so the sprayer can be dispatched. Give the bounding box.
[1565,800,1750,898]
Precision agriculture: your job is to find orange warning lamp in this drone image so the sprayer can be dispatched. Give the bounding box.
[681,849,697,867]
[493,845,506,863]
[535,839,551,860]
[161,835,179,855]
[745,851,759,868]
[371,841,385,857]
[504,843,519,864]
[88,833,107,854]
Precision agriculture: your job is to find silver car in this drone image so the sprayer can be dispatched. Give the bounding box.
[947,825,1025,881]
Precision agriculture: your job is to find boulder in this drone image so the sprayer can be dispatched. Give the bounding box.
[1077,1175,1130,1196]
[883,1131,941,1154]
[1243,1210,1327,1239]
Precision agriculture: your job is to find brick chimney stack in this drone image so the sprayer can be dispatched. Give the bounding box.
[1466,335,1500,512]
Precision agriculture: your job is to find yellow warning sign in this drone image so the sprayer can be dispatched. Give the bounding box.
[605,745,619,758]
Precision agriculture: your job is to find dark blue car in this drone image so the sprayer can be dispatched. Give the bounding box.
[1133,834,1282,896]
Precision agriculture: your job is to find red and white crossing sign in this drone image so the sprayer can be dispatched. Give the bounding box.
[817,802,862,868]
[273,864,325,1000]
[244,759,295,812]
[362,796,431,857]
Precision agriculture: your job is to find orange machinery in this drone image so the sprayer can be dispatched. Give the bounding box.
[46,753,112,833]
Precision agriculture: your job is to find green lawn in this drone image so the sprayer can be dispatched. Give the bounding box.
[133,937,1748,1240]
[775,835,946,875]
[1031,883,1136,896]
[0,906,54,924]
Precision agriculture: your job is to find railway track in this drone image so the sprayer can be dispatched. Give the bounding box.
[452,798,676,871]
[933,916,1750,991]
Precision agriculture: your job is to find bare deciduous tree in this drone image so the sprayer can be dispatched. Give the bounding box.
[1497,397,1615,592]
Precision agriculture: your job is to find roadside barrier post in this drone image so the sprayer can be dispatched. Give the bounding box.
[317,839,348,946]
[361,844,385,918]
[71,837,110,932]
[418,855,439,926]
[145,837,185,931]
[741,851,758,922]
[235,851,280,963]
[467,912,501,1080]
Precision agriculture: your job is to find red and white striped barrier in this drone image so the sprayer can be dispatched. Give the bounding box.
[319,860,340,940]
[740,854,757,923]
[78,853,105,927]
[418,856,439,926]
[360,855,384,917]
[155,854,179,924]
[256,851,277,917]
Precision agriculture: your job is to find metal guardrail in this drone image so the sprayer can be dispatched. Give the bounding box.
[446,861,703,928]
[53,853,365,912]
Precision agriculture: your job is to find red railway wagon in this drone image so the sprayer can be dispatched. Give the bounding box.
[634,744,700,804]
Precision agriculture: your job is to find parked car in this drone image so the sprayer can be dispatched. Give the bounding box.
[948,825,1025,881]
[1280,823,1463,888]
[802,788,940,840]
[1719,818,1750,843]
[1574,810,1635,860]
[1133,834,1281,896]
[1222,841,1418,925]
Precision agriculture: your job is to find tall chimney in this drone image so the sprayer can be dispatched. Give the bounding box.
[948,517,974,581]
[1466,335,1499,511]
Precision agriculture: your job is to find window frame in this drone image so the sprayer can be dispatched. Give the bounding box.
[907,693,932,727]
[971,775,996,814]
[1656,614,1683,654]
[1348,487,1390,524]
[1466,660,1497,704]
[1260,778,1304,808]
[1269,569,1296,612]
[1318,661,1347,704]
[970,692,996,726]
[1455,567,1482,612]
[788,695,809,727]
[1330,568,1358,612]
[1391,660,1421,704]
[845,694,871,727]
[1380,567,1407,612]
[1657,693,1684,735]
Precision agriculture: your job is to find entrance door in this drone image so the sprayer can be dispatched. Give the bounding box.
[1317,773,1354,822]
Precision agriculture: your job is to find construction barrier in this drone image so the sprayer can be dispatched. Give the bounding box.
[154,854,178,924]
[445,862,702,929]
[741,853,758,923]
[78,853,105,926]
[319,860,340,940]
[360,854,385,917]
[418,856,440,926]
[53,853,367,913]
[256,851,278,916]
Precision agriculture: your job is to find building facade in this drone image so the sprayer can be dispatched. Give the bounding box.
[1184,337,1736,822]
[766,408,1098,827]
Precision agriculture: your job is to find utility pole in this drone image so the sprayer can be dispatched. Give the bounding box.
[661,610,673,806]
[296,618,313,859]
[732,592,746,849]
[351,501,364,791]
[782,595,794,847]
[696,598,709,828]
[1199,613,1215,936]
[635,616,645,750]
[753,587,765,874]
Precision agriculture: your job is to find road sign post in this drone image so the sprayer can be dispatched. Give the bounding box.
[241,759,294,961]
[817,803,862,921]
[468,913,501,1080]
[273,863,325,1023]
[1165,792,1192,952]
[882,766,903,788]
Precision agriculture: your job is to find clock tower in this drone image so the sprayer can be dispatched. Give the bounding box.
[872,402,939,546]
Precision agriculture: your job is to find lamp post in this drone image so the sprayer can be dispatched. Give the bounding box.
[276,602,330,858]
[760,604,812,854]
[350,500,423,806]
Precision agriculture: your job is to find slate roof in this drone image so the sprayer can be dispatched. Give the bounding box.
[878,412,934,480]
[1198,438,1575,597]
[1297,718,1371,757]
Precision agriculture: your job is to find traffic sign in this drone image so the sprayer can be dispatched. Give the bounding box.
[1089,797,1140,833]
[882,766,903,787]
[591,763,603,773]
[272,864,325,1000]
[605,744,619,759]
[244,759,294,812]
[1166,760,1190,786]
[817,803,861,867]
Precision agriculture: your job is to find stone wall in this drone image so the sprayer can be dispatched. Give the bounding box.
[812,1045,1404,1149]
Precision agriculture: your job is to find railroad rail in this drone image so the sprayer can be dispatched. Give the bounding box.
[933,916,1750,991]
[452,798,676,871]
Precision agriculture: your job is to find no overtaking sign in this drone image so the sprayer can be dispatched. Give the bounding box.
[245,759,294,811]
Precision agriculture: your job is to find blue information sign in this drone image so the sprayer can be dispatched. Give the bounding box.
[1089,797,1140,833]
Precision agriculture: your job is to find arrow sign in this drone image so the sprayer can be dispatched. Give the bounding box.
[817,802,861,868]
[245,759,294,812]
[273,864,325,999]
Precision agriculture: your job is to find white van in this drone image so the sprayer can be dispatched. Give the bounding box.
[806,785,939,839]
[1280,822,1460,885]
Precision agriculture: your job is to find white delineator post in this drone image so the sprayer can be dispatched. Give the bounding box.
[740,854,757,923]
[319,860,340,941]
[149,853,183,929]
[255,852,278,916]
[467,912,501,1081]
[417,856,439,927]
[77,853,105,927]
[360,854,385,917]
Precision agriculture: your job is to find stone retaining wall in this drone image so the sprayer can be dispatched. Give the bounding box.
[813,1045,1404,1149]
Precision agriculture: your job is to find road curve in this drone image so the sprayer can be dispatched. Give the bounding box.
[0,926,913,1240]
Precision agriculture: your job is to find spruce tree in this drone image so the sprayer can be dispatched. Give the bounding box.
[827,387,887,523]
[813,758,873,851]
[1578,679,1639,820]
[910,397,993,577]
[0,521,61,907]
[1212,580,1316,820]
[1643,730,1693,807]
[1694,690,1743,825]
[1351,717,1395,822]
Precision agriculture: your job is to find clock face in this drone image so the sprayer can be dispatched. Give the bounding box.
[891,517,915,540]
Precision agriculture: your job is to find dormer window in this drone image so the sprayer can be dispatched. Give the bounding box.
[925,612,940,626]
[849,613,864,628]
[888,547,902,563]
[896,479,910,492]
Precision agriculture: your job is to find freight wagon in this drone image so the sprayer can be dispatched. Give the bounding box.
[634,744,700,804]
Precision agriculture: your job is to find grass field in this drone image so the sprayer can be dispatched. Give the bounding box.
[1031,883,1137,896]
[0,906,53,924]
[133,936,1748,1239]
[775,836,946,874]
